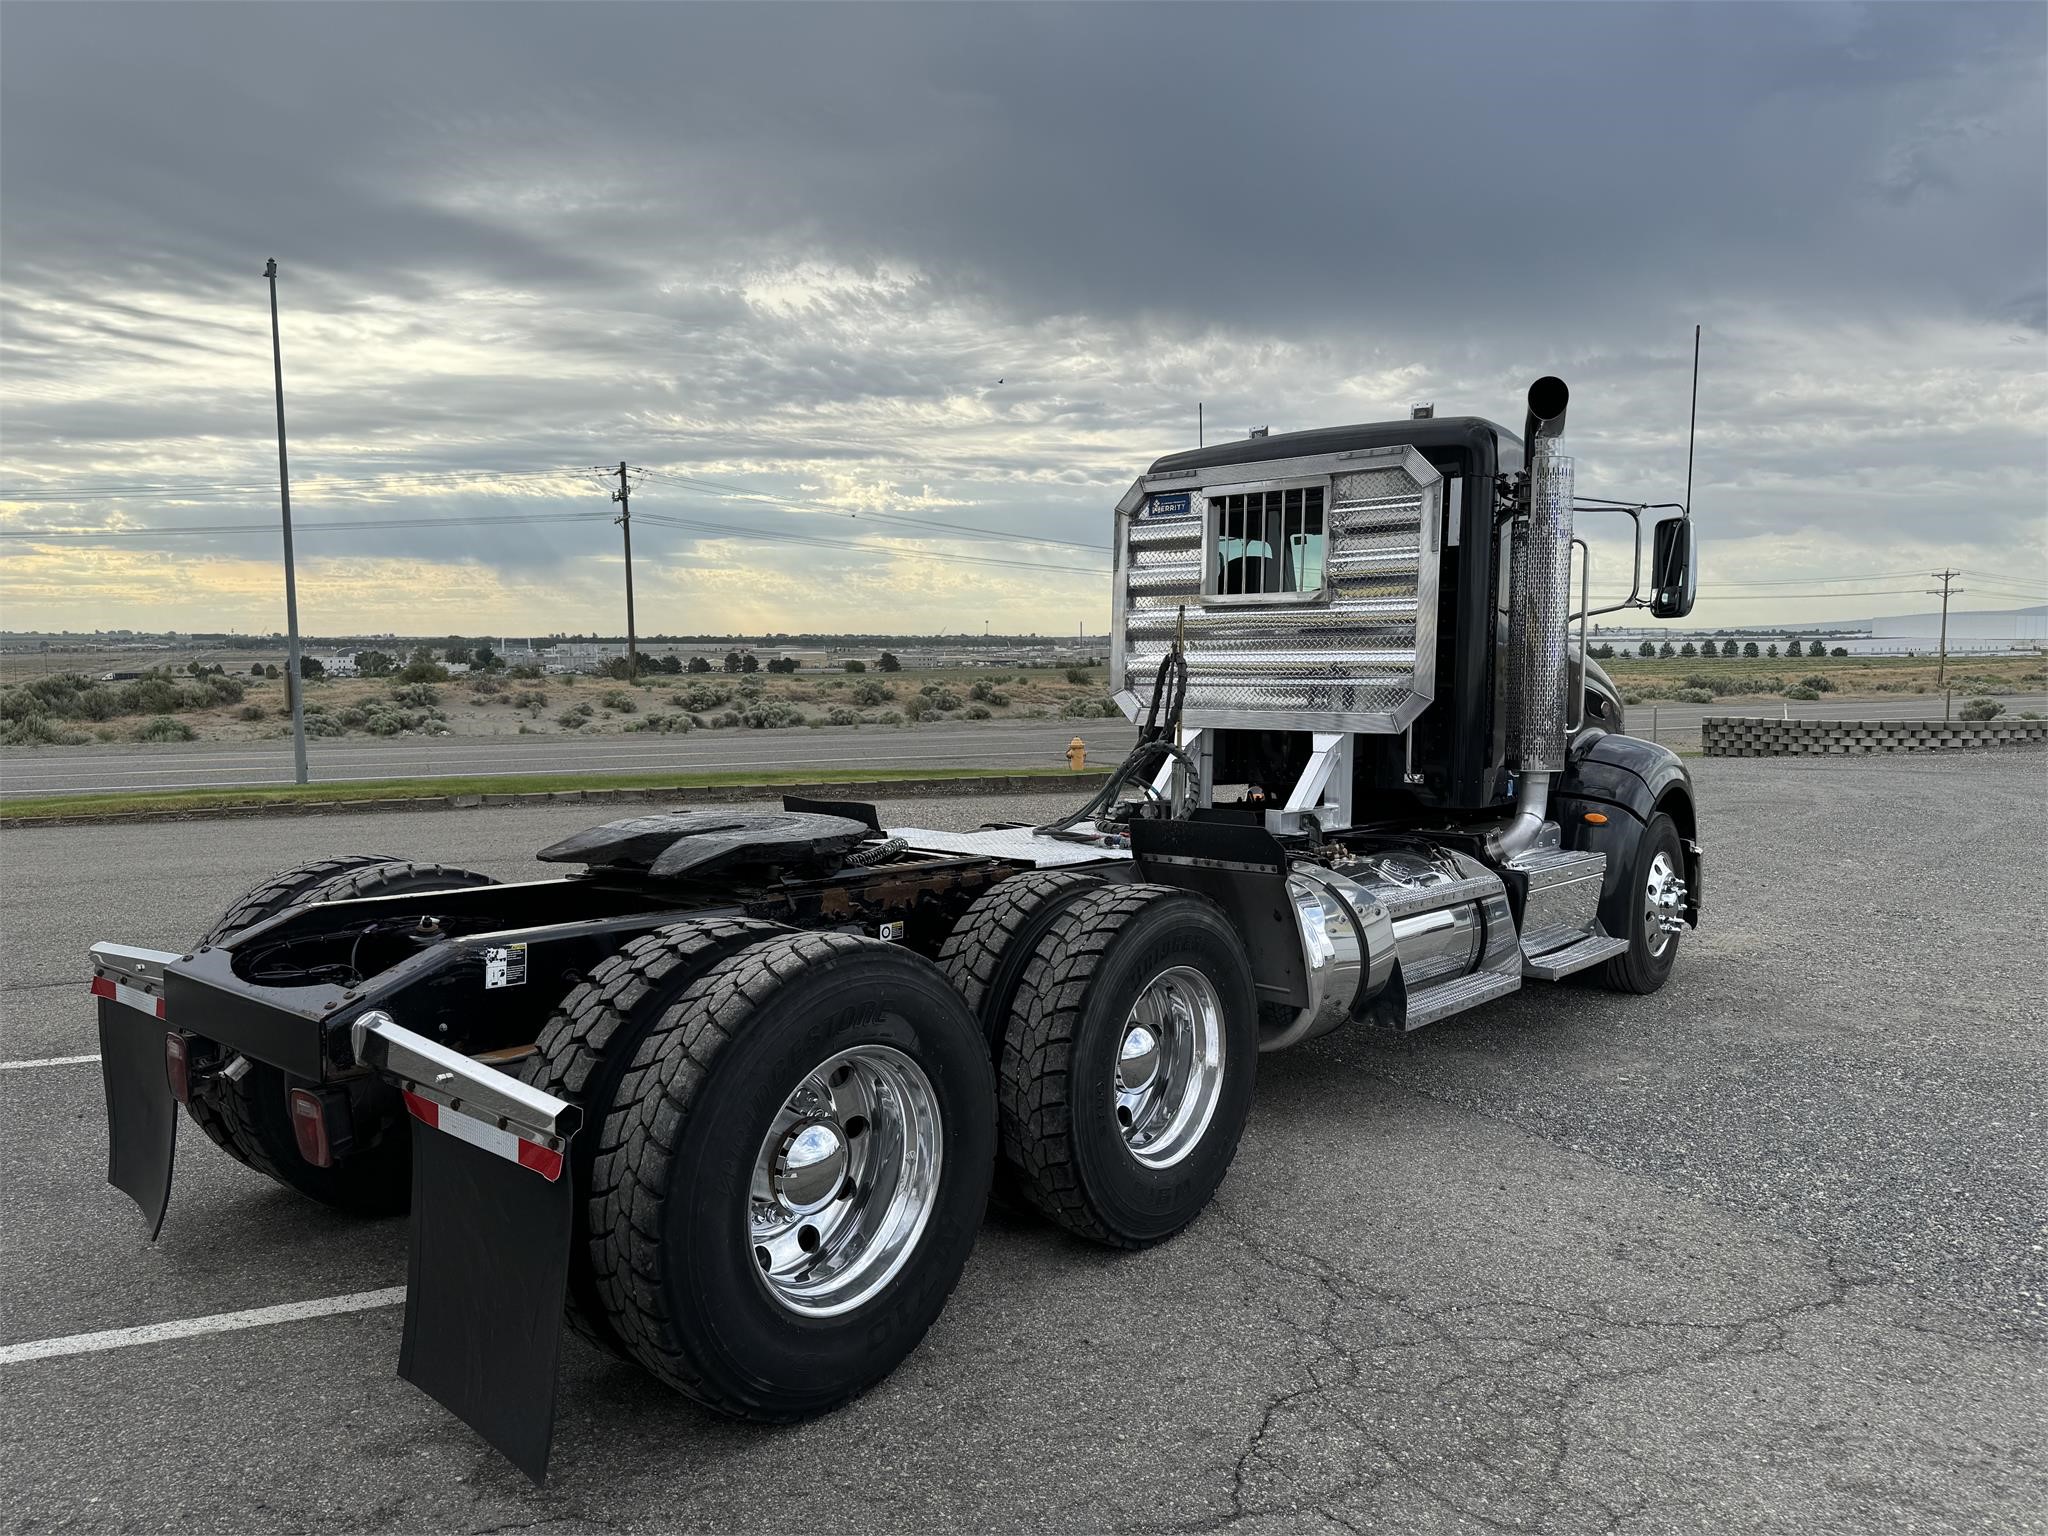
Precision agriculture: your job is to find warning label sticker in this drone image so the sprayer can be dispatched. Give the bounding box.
[483,943,529,990]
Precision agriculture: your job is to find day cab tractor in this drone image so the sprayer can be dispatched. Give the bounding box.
[90,376,1701,1479]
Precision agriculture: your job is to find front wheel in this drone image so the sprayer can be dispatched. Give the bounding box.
[591,932,994,1418]
[1600,812,1687,995]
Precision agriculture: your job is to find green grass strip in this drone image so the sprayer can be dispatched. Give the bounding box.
[0,765,1086,822]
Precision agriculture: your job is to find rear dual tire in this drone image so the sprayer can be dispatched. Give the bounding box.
[518,917,788,1354]
[570,929,994,1418]
[999,885,1259,1249]
[186,857,498,1215]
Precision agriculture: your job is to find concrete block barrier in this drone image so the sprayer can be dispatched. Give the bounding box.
[1702,716,2048,757]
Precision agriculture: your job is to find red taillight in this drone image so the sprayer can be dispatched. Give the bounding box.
[289,1088,333,1167]
[164,1033,191,1105]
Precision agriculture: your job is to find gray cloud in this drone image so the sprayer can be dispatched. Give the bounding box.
[2,1,2043,632]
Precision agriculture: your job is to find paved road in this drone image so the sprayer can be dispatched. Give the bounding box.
[4,696,2042,799]
[3,760,2044,1532]
[0,719,1101,798]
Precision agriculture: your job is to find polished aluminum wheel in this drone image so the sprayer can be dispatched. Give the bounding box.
[747,1043,942,1317]
[1113,966,1226,1170]
[1644,849,1688,957]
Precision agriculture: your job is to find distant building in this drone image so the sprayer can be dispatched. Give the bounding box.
[1860,606,2045,655]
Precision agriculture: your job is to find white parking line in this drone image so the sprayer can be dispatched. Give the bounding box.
[0,1053,102,1071]
[0,1287,407,1365]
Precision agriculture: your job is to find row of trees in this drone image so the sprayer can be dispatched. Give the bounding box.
[605,649,904,680]
[647,647,905,675]
[1588,638,1850,661]
[275,644,916,684]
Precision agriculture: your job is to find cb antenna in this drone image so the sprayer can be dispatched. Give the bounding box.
[1683,323,1700,520]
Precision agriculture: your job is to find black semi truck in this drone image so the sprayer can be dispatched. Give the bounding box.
[91,377,1700,1478]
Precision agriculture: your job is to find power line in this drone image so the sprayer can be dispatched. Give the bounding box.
[632,511,1105,578]
[0,512,612,540]
[0,467,593,502]
[1696,570,1930,587]
[1960,586,2048,602]
[632,468,1113,553]
[1585,589,1936,603]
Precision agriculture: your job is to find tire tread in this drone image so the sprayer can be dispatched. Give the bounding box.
[998,883,1194,1248]
[1599,813,1683,995]
[518,917,785,1351]
[591,930,962,1419]
[937,868,1103,1043]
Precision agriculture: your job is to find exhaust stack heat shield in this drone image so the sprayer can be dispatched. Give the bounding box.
[1509,378,1574,774]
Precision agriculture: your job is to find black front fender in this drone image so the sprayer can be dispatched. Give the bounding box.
[1555,730,1702,931]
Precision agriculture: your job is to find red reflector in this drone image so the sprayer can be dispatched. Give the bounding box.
[89,976,116,1002]
[163,1033,191,1105]
[288,1088,333,1167]
[516,1137,565,1182]
[403,1088,561,1181]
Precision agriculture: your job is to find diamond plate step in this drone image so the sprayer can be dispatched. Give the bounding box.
[1522,932,1630,980]
[1397,966,1522,1030]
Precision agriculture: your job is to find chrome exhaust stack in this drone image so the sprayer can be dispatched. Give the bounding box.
[1495,376,1573,860]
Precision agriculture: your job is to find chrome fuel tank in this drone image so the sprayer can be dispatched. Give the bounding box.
[1263,846,1514,1051]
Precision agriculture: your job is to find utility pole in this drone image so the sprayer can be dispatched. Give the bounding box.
[264,258,309,785]
[1198,402,1204,448]
[1925,569,1963,686]
[612,462,639,679]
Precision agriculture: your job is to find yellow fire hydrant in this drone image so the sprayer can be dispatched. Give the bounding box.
[1066,737,1087,771]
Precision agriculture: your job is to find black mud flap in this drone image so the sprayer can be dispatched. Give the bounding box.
[1129,818,1307,1009]
[399,1117,574,1483]
[97,998,175,1240]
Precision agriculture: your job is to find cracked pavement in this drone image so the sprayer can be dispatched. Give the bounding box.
[3,757,2045,1533]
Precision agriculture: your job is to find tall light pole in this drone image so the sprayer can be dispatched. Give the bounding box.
[265,258,309,784]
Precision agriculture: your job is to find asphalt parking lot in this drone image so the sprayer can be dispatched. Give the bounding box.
[4,755,2045,1534]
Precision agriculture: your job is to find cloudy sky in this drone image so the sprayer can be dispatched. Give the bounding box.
[3,1,2043,638]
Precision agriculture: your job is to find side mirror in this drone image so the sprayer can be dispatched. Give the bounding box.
[1649,515,1696,618]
